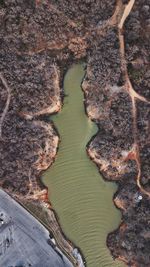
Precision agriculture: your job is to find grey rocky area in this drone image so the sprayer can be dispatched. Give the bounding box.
[0,189,74,267]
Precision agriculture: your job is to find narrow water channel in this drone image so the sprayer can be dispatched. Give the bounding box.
[43,64,125,267]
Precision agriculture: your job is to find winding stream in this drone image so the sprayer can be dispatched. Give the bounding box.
[43,64,125,267]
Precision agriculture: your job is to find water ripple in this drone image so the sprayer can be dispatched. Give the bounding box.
[43,64,125,267]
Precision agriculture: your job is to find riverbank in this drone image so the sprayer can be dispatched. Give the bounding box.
[0,1,149,267]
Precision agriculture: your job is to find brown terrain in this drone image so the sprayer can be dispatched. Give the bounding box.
[0,0,149,267]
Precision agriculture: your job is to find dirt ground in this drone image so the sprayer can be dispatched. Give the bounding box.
[0,1,149,266]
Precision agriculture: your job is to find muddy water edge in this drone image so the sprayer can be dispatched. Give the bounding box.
[43,64,125,267]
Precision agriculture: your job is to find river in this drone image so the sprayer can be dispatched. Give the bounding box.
[43,64,125,267]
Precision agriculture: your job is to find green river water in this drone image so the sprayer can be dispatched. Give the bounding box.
[43,64,125,267]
